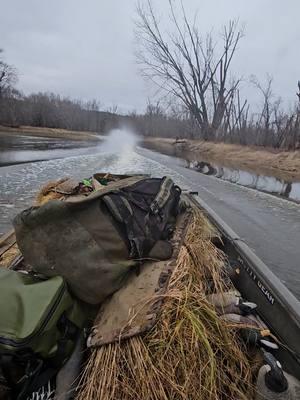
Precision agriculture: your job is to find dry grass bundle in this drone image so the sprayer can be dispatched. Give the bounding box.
[77,209,254,400]
[0,244,21,269]
[35,178,71,205]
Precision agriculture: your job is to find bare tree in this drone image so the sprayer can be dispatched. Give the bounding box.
[223,89,249,143]
[0,49,19,125]
[135,0,244,139]
[296,81,300,107]
[0,49,18,98]
[251,74,274,135]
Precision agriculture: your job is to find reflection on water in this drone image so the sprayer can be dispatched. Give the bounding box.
[0,134,101,166]
[188,160,300,203]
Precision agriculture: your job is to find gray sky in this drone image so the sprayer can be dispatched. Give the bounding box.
[1,0,300,113]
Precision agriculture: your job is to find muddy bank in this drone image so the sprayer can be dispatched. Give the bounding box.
[0,125,101,141]
[142,137,300,182]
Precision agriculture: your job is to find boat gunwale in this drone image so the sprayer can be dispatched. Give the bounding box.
[188,193,300,378]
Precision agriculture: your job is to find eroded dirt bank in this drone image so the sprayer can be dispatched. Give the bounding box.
[142,137,300,182]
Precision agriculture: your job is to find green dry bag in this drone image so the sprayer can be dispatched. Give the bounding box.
[0,268,90,399]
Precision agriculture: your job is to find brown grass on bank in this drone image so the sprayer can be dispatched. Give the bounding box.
[76,210,255,400]
[143,137,300,182]
[0,125,100,141]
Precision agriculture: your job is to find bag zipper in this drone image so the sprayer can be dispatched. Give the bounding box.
[0,282,66,348]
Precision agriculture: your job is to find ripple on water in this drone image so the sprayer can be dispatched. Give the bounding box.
[0,149,190,234]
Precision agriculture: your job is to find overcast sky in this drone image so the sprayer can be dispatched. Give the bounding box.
[1,0,300,113]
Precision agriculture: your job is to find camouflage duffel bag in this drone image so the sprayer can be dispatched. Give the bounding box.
[13,176,182,304]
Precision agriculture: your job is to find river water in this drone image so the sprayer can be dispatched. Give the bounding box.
[0,133,102,166]
[0,134,189,235]
[1,132,300,299]
[187,160,300,203]
[2,133,299,203]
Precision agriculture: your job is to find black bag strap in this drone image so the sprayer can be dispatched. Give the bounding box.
[18,365,57,400]
[102,194,133,224]
[16,360,49,400]
[149,177,175,215]
[53,313,79,367]
[0,353,44,400]
[0,354,18,392]
[102,194,143,258]
[1,315,80,399]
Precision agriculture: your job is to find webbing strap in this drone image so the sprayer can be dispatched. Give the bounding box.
[0,354,17,393]
[102,195,133,224]
[102,194,140,257]
[66,175,146,205]
[150,177,174,214]
[17,362,54,400]
[0,354,44,400]
[7,315,79,399]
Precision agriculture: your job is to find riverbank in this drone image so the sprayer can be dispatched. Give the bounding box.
[142,137,300,182]
[0,126,104,167]
[0,125,100,141]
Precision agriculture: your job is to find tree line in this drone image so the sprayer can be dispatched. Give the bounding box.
[134,0,300,149]
[1,0,300,150]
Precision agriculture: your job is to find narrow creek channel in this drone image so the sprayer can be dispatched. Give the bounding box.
[141,142,300,204]
[186,160,300,203]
